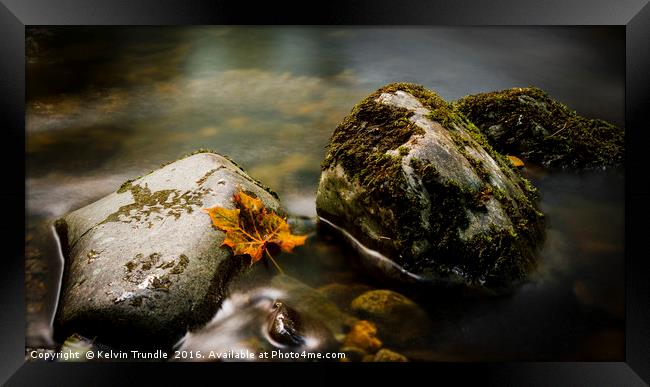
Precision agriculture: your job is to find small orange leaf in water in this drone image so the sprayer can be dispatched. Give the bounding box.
[204,191,307,271]
[507,155,525,168]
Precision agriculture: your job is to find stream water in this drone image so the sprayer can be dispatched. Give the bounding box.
[26,26,625,360]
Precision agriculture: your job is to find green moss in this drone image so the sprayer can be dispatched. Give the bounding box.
[454,87,625,169]
[447,113,541,245]
[427,100,467,131]
[321,85,445,218]
[195,168,219,185]
[150,275,172,292]
[322,85,425,174]
[181,149,281,200]
[102,183,212,227]
[117,180,134,194]
[169,254,189,275]
[444,102,538,201]
[157,260,175,270]
[122,253,189,292]
[123,253,161,283]
[320,83,437,256]
[125,261,136,272]
[459,225,530,285]
[411,157,469,246]
[410,155,541,286]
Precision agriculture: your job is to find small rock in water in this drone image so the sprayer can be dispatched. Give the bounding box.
[373,348,408,362]
[350,289,429,346]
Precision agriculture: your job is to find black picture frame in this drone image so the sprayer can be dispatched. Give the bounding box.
[2,0,649,385]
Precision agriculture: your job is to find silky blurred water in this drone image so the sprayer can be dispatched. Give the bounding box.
[25,26,624,360]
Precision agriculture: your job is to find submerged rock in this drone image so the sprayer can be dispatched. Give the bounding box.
[350,289,428,346]
[316,83,544,290]
[342,320,383,353]
[54,151,282,349]
[373,348,408,362]
[454,87,625,169]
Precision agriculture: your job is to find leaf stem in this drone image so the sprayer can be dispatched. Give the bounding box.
[265,250,285,275]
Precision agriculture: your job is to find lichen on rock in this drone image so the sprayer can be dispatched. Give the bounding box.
[453,87,625,169]
[102,184,212,229]
[317,83,545,290]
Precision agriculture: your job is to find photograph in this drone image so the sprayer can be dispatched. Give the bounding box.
[24,25,627,363]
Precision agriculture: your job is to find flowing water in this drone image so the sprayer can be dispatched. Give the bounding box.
[25,26,625,360]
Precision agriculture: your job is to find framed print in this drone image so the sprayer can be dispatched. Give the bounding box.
[1,0,649,385]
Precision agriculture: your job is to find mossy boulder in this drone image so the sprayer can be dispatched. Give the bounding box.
[54,151,282,349]
[316,83,544,290]
[453,87,625,169]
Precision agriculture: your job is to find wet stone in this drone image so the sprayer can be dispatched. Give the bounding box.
[54,151,283,349]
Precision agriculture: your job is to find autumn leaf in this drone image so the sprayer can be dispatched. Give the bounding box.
[506,155,525,168]
[204,191,307,272]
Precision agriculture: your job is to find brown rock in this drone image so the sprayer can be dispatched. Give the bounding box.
[374,348,408,362]
[350,289,429,346]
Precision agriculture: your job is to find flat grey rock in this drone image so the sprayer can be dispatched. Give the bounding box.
[54,151,282,349]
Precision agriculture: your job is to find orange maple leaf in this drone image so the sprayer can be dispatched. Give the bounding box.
[204,191,307,272]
